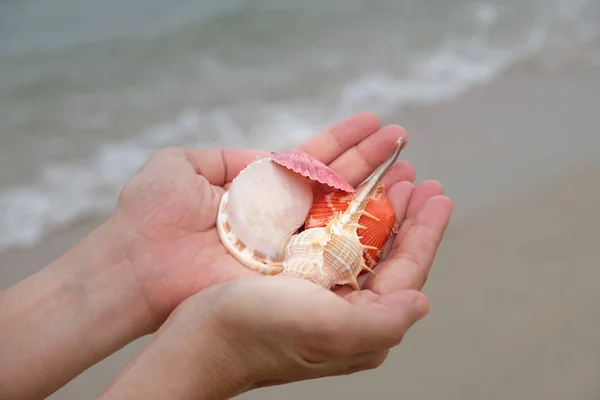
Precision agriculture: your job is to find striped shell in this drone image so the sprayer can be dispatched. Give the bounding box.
[280,224,374,290]
[279,138,406,290]
[304,182,400,269]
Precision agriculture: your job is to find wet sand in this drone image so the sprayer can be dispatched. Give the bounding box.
[2,63,600,399]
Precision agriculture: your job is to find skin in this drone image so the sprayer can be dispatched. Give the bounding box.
[0,113,453,399]
[97,277,431,400]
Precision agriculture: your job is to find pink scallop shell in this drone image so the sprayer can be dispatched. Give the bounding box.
[270,150,355,193]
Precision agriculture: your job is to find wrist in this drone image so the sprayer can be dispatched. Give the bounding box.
[80,217,158,334]
[0,219,155,399]
[54,217,157,338]
[98,297,253,400]
[99,215,162,333]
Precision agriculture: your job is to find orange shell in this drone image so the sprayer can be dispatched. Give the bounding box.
[304,182,400,269]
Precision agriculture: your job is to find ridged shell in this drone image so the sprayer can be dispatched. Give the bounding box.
[271,150,354,193]
[216,157,314,275]
[279,226,372,290]
[304,182,400,268]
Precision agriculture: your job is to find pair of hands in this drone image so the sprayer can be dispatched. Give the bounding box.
[97,112,453,398]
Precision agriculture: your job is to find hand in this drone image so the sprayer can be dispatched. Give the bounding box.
[197,277,430,387]
[100,277,428,400]
[0,112,452,400]
[99,182,453,399]
[110,112,419,326]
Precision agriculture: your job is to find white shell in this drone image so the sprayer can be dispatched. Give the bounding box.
[217,157,313,274]
[280,226,368,290]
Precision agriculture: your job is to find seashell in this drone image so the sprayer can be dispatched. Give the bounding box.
[279,138,406,290]
[271,150,355,193]
[216,156,314,275]
[304,182,400,269]
[281,226,369,289]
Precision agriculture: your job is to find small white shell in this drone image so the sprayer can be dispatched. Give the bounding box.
[280,226,370,290]
[217,157,313,274]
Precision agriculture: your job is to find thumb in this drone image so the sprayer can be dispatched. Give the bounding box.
[345,290,429,352]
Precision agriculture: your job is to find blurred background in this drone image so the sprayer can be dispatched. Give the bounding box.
[1,0,599,399]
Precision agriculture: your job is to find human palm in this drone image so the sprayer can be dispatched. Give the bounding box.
[109,113,452,323]
[168,274,431,390]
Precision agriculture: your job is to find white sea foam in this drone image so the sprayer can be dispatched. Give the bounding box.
[0,107,322,251]
[335,27,551,116]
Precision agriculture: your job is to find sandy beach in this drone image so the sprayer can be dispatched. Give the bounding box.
[2,62,600,399]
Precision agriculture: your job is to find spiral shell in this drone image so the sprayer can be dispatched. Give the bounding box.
[279,138,406,290]
[281,225,373,290]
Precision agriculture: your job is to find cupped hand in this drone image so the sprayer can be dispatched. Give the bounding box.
[100,212,452,400]
[109,112,451,327]
[193,276,430,388]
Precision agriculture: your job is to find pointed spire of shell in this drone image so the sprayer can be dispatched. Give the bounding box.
[337,137,405,228]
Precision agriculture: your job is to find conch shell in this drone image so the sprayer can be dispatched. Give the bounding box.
[279,138,405,290]
[304,182,400,269]
[216,150,352,275]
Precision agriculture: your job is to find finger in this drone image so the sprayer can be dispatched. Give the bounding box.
[313,160,415,202]
[332,180,414,297]
[386,180,416,226]
[327,124,409,187]
[370,195,454,295]
[364,180,444,291]
[293,112,381,166]
[357,180,415,292]
[405,180,444,219]
[343,288,380,304]
[382,160,416,187]
[339,289,429,353]
[184,147,270,186]
[394,180,444,244]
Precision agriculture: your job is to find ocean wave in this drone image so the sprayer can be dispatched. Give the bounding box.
[335,32,545,116]
[0,107,318,251]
